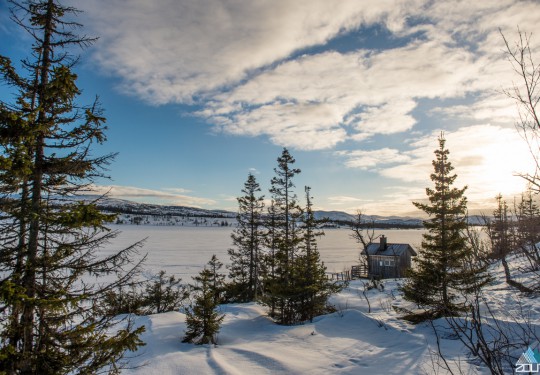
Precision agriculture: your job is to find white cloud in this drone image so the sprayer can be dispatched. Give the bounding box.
[340,124,534,204]
[430,94,517,124]
[327,196,372,204]
[330,121,537,215]
[323,187,424,217]
[77,0,423,104]
[353,100,417,135]
[162,187,192,194]
[202,39,487,149]
[88,184,216,207]
[356,187,424,217]
[337,148,412,170]
[75,0,540,150]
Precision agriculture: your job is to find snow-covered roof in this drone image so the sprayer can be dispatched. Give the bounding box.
[362,243,417,257]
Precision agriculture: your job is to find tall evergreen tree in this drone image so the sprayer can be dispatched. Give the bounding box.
[0,1,145,373]
[260,199,278,317]
[402,134,488,316]
[298,187,340,322]
[227,173,264,302]
[262,148,304,325]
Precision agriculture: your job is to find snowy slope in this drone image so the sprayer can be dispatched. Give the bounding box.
[116,255,540,375]
[115,279,488,374]
[121,297,429,375]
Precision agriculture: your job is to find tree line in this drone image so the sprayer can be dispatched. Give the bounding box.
[228,149,341,323]
[183,148,342,345]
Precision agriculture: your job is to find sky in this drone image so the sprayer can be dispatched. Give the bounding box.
[1,0,540,217]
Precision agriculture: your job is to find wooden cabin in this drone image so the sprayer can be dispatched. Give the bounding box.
[360,235,417,279]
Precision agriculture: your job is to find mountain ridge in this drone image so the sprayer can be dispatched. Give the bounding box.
[77,195,424,228]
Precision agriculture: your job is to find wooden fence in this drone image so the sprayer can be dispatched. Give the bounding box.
[329,265,368,281]
[351,264,368,278]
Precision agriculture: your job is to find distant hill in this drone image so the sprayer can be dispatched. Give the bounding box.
[72,196,424,228]
[77,195,236,218]
[313,211,423,228]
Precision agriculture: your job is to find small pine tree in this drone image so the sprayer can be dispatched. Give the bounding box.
[489,195,514,261]
[228,173,265,302]
[487,195,533,293]
[402,134,489,316]
[103,285,146,316]
[206,255,226,305]
[515,190,540,268]
[144,270,188,314]
[183,257,225,345]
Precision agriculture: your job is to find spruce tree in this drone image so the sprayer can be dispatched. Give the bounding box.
[206,254,226,305]
[490,195,514,261]
[262,148,304,325]
[143,270,188,314]
[252,150,339,324]
[260,199,278,317]
[0,1,145,373]
[515,190,540,268]
[227,173,265,302]
[487,195,532,293]
[298,186,340,322]
[183,257,225,345]
[402,134,488,316]
[260,150,338,324]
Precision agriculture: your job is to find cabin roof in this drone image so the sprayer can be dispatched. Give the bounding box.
[362,243,417,257]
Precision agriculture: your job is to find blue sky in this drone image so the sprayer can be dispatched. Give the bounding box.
[1,0,539,216]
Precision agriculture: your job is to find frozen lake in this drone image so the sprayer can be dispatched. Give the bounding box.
[100,225,426,281]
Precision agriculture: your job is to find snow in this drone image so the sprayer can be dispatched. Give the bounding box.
[114,279,463,374]
[93,227,539,374]
[114,268,540,375]
[121,293,429,375]
[100,226,426,280]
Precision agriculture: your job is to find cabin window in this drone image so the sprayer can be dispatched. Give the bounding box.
[384,259,395,267]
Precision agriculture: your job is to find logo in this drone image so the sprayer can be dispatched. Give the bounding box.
[516,347,540,373]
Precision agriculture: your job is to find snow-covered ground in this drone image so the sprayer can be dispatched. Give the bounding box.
[120,280,432,375]
[93,226,537,374]
[117,256,540,375]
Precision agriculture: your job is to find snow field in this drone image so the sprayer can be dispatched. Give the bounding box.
[101,227,538,374]
[121,281,438,374]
